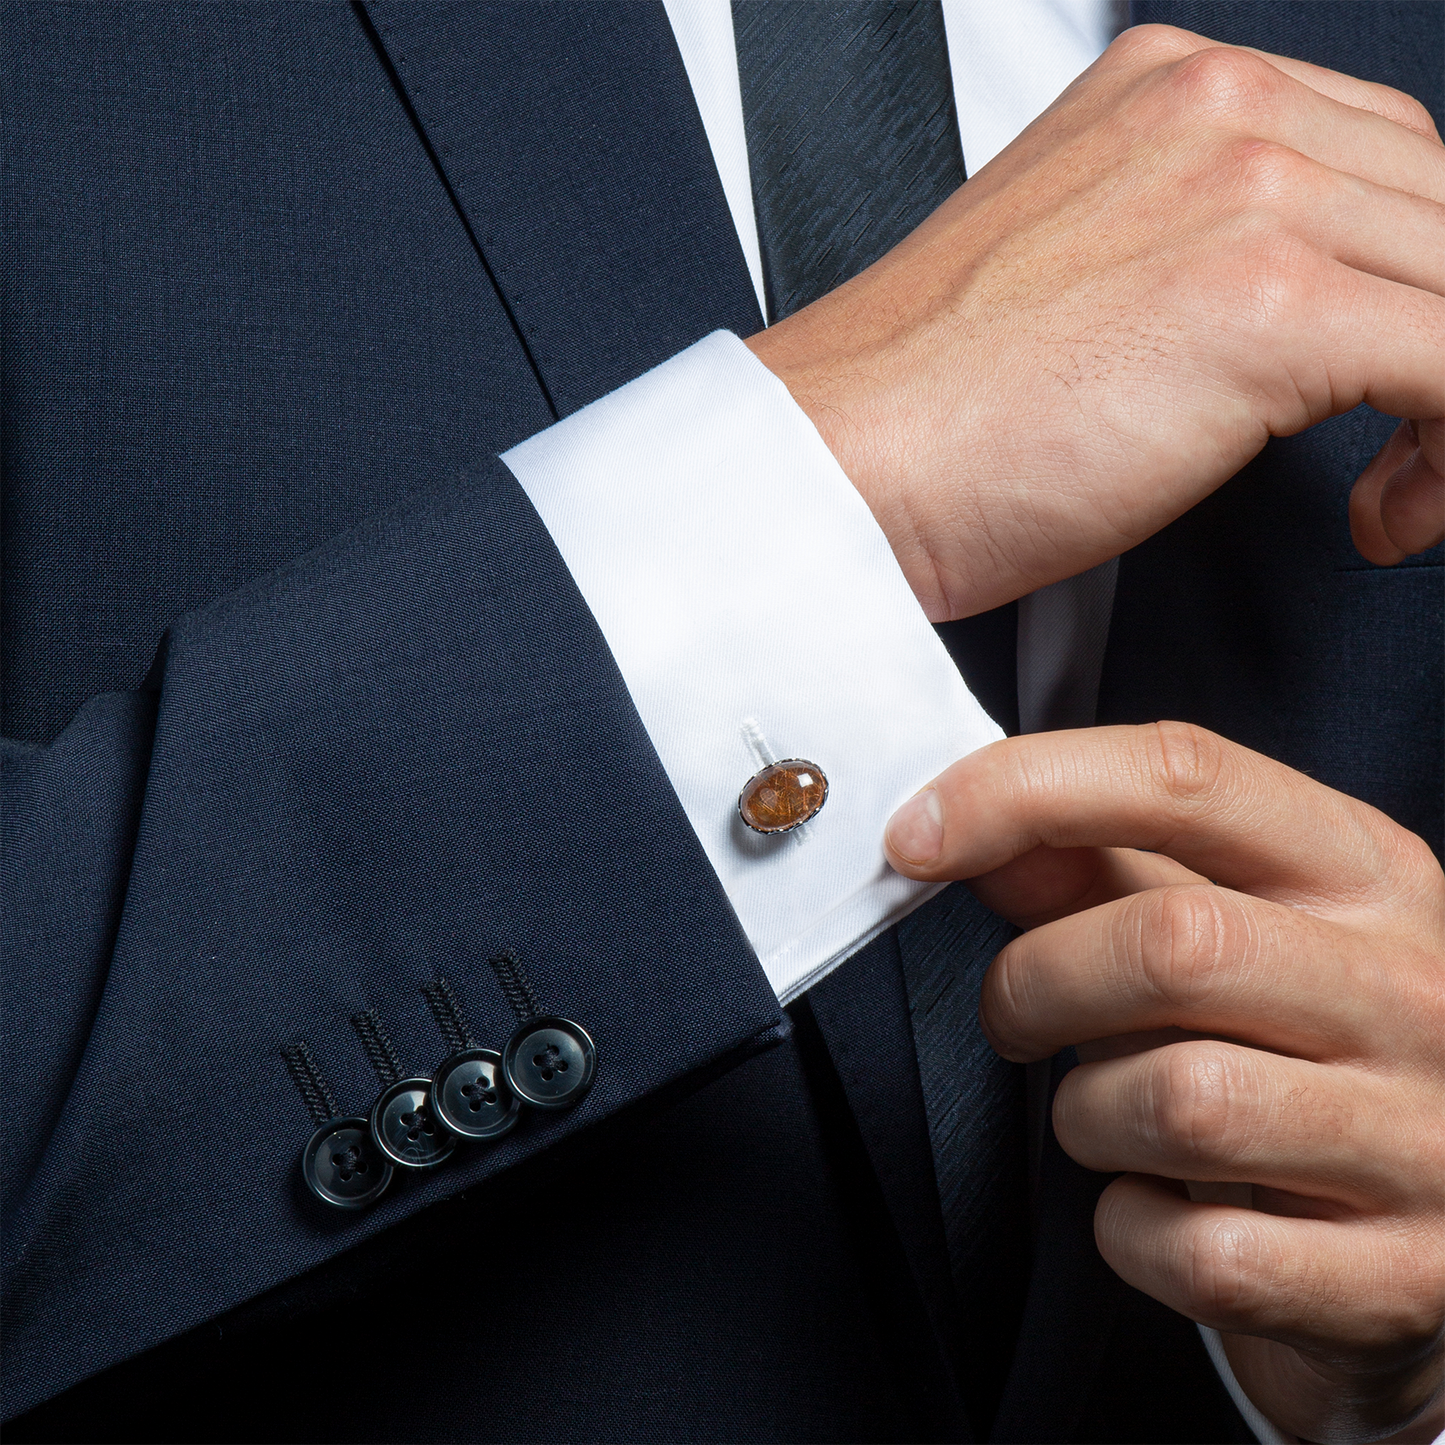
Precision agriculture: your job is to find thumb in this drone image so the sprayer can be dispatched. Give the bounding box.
[1350,418,1445,565]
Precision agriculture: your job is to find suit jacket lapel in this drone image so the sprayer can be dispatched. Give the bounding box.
[361,1,761,418]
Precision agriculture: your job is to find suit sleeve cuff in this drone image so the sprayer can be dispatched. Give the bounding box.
[502,330,1002,1002]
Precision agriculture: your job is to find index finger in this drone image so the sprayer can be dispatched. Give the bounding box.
[883,723,1409,907]
[1237,47,1441,144]
[1130,24,1442,144]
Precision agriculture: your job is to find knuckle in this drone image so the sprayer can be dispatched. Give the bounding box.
[1379,1282,1445,1351]
[1380,87,1441,143]
[1380,819,1444,892]
[1325,792,1445,911]
[1151,1042,1239,1164]
[1210,209,1321,333]
[1240,228,1320,328]
[1170,45,1284,120]
[1176,1221,1445,1340]
[1111,23,1196,70]
[994,736,1040,804]
[1306,1231,1443,1352]
[1150,720,1228,808]
[1143,885,1241,1005]
[1182,1214,1272,1324]
[1244,221,1317,286]
[1389,1249,1445,1346]
[1231,138,1316,202]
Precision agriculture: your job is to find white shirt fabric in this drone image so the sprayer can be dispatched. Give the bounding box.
[505,330,996,1003]
[501,7,1388,1441]
[514,0,1132,1005]
[507,0,1126,1007]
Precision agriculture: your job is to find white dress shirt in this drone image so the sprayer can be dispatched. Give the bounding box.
[505,327,1118,990]
[500,7,1354,1441]
[505,0,1126,1005]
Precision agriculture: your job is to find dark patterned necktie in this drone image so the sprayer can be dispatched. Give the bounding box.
[735,4,1029,1423]
[897,886,1028,1425]
[732,1,964,320]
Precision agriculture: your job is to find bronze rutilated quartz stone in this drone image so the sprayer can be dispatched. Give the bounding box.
[738,760,828,834]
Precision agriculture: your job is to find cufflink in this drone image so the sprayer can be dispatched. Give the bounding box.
[737,759,828,834]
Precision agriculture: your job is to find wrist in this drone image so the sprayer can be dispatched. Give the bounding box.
[744,318,961,623]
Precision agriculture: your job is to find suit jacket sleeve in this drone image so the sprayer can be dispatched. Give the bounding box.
[1,456,788,1417]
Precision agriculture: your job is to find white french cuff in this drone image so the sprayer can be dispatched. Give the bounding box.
[502,330,1002,1002]
[1197,1328,1294,1445]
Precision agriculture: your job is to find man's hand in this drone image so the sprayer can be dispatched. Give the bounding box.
[747,24,1445,622]
[883,724,1445,1442]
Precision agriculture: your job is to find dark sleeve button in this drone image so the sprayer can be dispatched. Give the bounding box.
[501,1017,596,1110]
[369,1078,457,1169]
[302,1118,394,1209]
[432,1047,522,1141]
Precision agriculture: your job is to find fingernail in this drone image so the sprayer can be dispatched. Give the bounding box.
[886,788,944,864]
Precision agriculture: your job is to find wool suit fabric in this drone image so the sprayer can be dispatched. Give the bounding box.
[2,3,1439,1440]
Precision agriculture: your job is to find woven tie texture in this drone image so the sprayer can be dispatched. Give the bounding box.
[897,887,1025,1287]
[733,0,965,320]
[899,883,1029,1425]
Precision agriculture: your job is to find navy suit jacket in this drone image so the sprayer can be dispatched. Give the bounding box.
[3,3,1439,1440]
